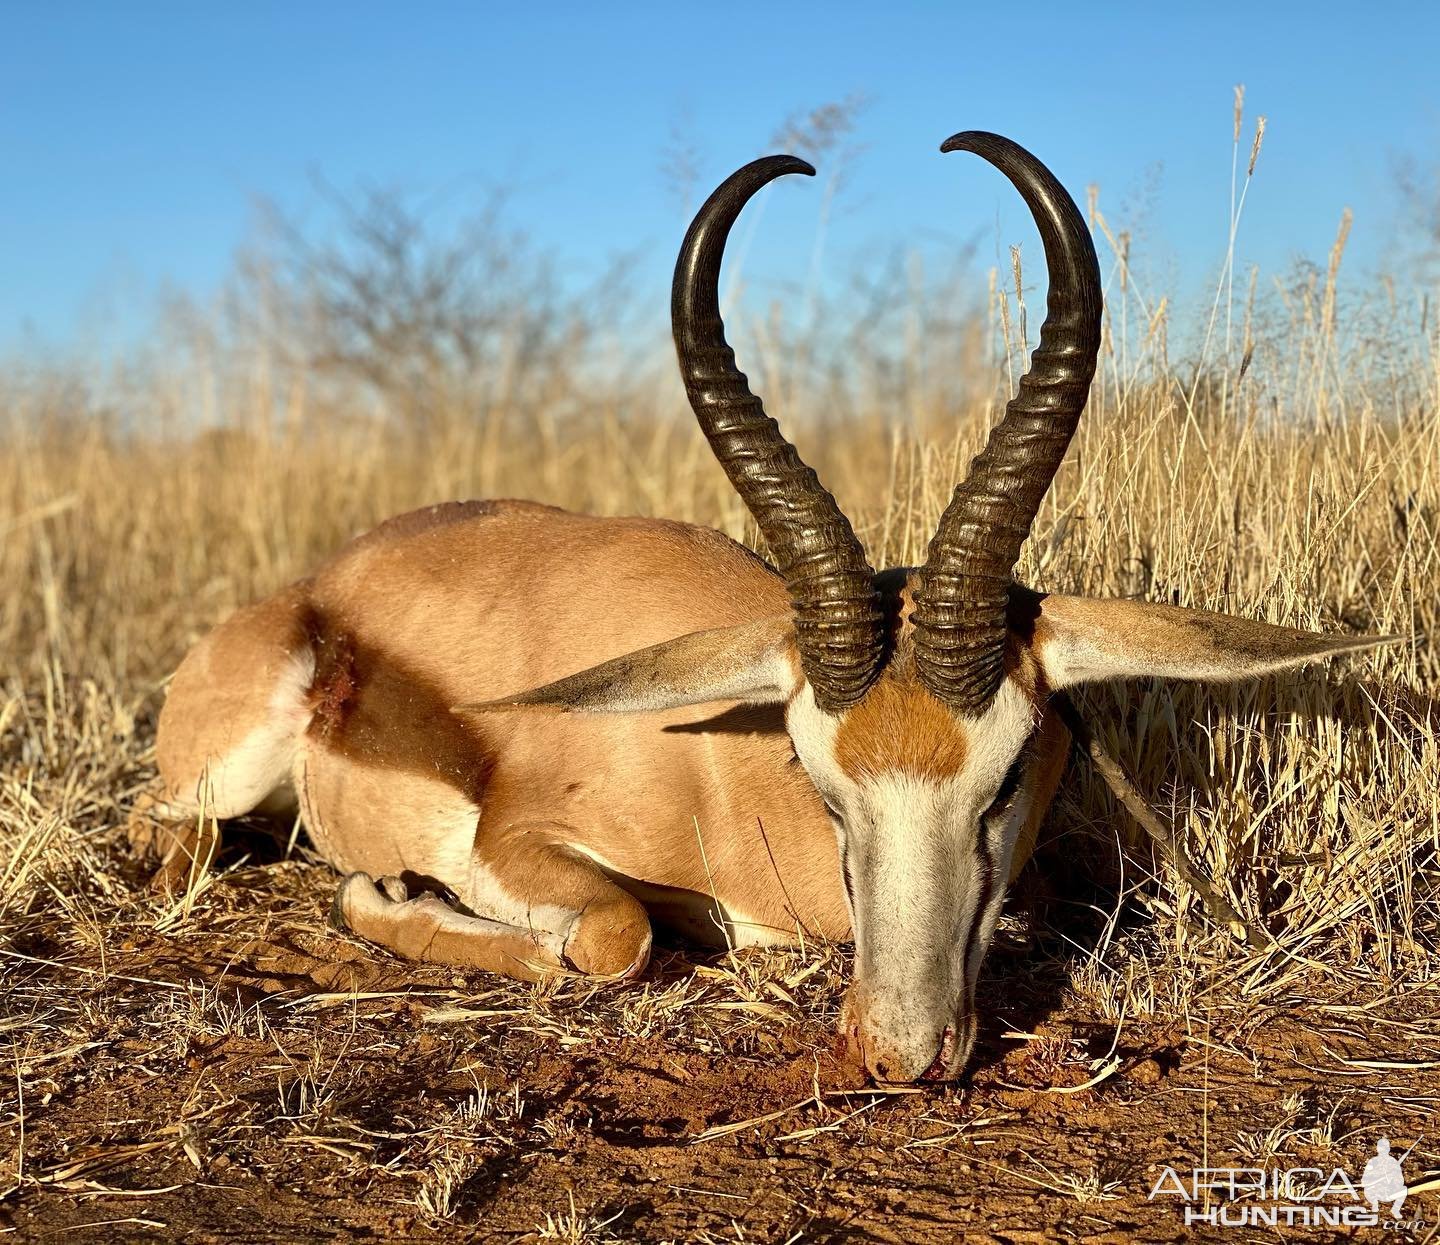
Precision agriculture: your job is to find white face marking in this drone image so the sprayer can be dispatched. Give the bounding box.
[786,674,1040,1081]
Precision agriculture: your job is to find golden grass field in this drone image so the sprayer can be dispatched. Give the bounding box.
[2,158,1439,1239]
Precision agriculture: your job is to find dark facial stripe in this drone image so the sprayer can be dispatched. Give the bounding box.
[961,808,995,1011]
[960,752,1031,1005]
[991,754,1026,812]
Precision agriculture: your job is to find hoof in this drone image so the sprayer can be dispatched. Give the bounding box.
[376,874,410,903]
[332,872,377,931]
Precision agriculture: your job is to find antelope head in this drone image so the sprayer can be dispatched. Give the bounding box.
[481,133,1391,1083]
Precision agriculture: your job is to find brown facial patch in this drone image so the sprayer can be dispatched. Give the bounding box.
[834,676,969,783]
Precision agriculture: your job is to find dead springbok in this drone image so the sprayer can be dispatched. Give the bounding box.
[132,132,1391,1083]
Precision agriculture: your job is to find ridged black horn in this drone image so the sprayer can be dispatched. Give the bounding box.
[912,132,1103,713]
[672,156,884,710]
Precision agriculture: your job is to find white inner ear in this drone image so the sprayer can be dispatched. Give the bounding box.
[621,616,804,710]
[1034,594,1391,691]
[661,639,801,709]
[461,615,803,715]
[1038,624,1143,688]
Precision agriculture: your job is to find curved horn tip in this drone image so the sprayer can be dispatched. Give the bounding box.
[915,127,1100,713]
[939,130,1006,155]
[753,154,817,179]
[938,129,1031,157]
[673,152,882,704]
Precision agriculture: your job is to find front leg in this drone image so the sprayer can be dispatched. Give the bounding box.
[333,828,652,982]
[475,823,653,978]
[333,874,569,981]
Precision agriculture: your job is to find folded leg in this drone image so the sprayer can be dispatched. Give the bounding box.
[333,874,567,981]
[333,830,652,982]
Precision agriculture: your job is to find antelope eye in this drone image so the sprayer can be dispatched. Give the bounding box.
[988,755,1026,814]
[812,787,843,820]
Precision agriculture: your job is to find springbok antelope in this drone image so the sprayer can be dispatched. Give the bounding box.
[132,132,1391,1084]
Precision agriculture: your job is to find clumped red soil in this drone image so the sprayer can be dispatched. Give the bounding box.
[4,836,1437,1243]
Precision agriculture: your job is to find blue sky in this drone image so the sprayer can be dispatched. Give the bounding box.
[3,1,1437,356]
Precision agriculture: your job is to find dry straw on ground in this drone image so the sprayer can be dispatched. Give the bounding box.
[1,120,1437,1239]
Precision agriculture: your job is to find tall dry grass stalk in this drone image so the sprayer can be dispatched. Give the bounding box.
[1,162,1437,1014]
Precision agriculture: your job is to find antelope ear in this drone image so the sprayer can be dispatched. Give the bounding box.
[453,615,802,714]
[1029,594,1401,691]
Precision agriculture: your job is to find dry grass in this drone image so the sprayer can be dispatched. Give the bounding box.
[1,130,1438,1236]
